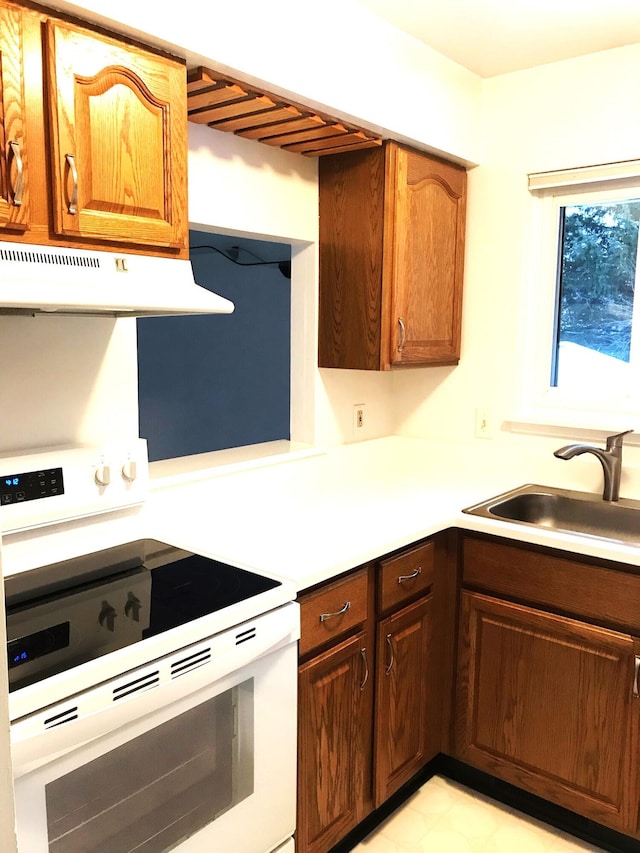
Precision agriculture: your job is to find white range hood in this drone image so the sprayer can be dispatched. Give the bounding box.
[0,240,234,318]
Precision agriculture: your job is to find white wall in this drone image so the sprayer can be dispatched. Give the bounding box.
[393,43,640,494]
[0,317,138,453]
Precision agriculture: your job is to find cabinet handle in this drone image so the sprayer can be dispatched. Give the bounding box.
[385,633,394,675]
[398,566,421,584]
[359,648,369,690]
[65,153,78,215]
[8,141,23,207]
[319,601,350,622]
[634,655,640,698]
[397,317,406,352]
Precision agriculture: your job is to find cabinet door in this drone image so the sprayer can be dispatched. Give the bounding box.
[298,630,372,853]
[374,594,433,806]
[455,591,640,834]
[0,1,28,231]
[45,20,187,251]
[388,146,466,366]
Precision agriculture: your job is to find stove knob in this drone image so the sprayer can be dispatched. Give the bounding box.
[121,459,137,483]
[95,465,111,487]
[98,600,117,632]
[124,592,142,622]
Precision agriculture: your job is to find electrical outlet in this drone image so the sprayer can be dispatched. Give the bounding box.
[475,407,494,439]
[353,403,366,437]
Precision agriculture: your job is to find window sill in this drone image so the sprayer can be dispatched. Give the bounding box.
[506,408,640,444]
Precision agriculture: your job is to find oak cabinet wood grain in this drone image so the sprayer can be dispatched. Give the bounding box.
[297,537,445,852]
[456,538,640,836]
[299,567,369,659]
[297,630,373,853]
[0,0,188,256]
[297,566,374,853]
[318,142,466,370]
[45,19,187,251]
[373,594,433,806]
[378,539,435,615]
[0,0,29,231]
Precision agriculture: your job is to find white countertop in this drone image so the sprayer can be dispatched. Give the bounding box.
[145,436,640,591]
[4,435,640,588]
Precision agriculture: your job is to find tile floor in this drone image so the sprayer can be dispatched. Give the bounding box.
[352,775,607,852]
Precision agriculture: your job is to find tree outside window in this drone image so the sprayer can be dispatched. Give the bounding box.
[553,199,640,390]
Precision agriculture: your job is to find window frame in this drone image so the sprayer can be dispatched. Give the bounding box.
[519,166,640,432]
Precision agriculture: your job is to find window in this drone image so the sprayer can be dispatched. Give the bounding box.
[523,162,640,428]
[553,196,640,389]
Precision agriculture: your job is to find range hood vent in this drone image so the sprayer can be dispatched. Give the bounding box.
[0,241,234,318]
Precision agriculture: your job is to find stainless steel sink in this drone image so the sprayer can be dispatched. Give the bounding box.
[463,484,640,545]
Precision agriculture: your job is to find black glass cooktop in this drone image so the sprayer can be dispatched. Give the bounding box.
[5,539,281,691]
[144,549,280,635]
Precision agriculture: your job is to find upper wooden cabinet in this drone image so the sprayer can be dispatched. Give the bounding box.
[45,20,187,250]
[319,141,467,370]
[0,1,28,231]
[0,0,188,256]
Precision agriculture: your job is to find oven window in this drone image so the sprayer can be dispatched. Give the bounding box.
[44,680,254,853]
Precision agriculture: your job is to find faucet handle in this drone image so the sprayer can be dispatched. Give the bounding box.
[606,429,634,450]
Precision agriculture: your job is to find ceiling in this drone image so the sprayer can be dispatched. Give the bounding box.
[354,0,640,77]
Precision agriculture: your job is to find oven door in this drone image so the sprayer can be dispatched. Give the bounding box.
[11,605,298,853]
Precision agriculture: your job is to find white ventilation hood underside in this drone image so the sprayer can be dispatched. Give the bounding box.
[0,241,234,318]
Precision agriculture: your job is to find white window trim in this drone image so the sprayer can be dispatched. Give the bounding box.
[513,162,640,438]
[528,159,640,191]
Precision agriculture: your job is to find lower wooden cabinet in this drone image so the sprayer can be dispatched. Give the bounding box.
[298,630,372,853]
[455,571,640,835]
[299,530,640,849]
[297,539,442,852]
[374,595,433,806]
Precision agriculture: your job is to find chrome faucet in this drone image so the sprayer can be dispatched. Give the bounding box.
[553,429,633,502]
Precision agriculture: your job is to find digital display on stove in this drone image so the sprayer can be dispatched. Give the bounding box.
[8,622,70,670]
[0,466,64,506]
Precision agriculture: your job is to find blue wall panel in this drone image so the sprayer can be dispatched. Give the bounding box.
[137,231,291,462]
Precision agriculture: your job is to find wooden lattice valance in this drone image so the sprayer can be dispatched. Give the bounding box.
[187,67,383,157]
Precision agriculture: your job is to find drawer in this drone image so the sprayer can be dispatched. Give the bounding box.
[463,536,640,634]
[378,540,434,614]
[298,567,369,657]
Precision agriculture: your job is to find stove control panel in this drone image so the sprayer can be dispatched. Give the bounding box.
[0,440,149,533]
[1,467,64,506]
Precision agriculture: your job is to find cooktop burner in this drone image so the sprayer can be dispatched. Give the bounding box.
[144,551,280,635]
[5,539,281,692]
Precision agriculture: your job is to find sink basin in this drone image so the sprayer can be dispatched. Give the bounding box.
[463,484,640,545]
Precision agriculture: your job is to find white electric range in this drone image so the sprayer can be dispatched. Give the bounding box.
[1,441,298,853]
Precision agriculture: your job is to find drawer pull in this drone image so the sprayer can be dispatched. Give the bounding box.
[359,648,369,690]
[397,566,421,584]
[385,633,394,675]
[319,601,350,622]
[8,141,23,207]
[65,153,78,215]
[634,655,640,698]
